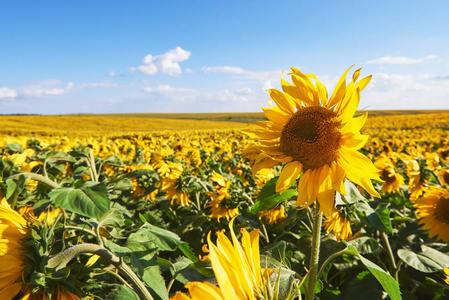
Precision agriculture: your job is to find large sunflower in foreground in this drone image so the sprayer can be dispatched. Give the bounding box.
[414,186,449,243]
[243,66,380,217]
[171,219,271,300]
[0,198,28,299]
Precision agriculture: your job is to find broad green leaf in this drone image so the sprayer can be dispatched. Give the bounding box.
[398,246,449,273]
[99,209,125,227]
[45,150,76,163]
[133,224,183,252]
[4,143,22,154]
[345,243,401,300]
[6,175,26,202]
[106,285,140,300]
[125,239,168,300]
[104,239,168,300]
[335,179,366,205]
[251,176,297,214]
[348,237,379,254]
[367,203,392,234]
[178,242,199,263]
[347,271,384,300]
[111,178,133,191]
[49,181,110,219]
[103,154,125,167]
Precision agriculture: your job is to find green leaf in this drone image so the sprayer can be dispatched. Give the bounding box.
[178,242,199,263]
[45,150,76,163]
[398,246,449,273]
[133,223,183,252]
[103,154,125,167]
[251,176,297,214]
[106,284,140,300]
[367,203,392,234]
[5,143,22,154]
[49,181,110,219]
[6,175,26,202]
[345,242,401,300]
[348,237,379,254]
[335,179,366,205]
[99,209,125,227]
[125,239,168,300]
[111,178,133,191]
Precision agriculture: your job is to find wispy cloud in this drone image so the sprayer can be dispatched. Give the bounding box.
[0,87,18,100]
[202,66,246,74]
[363,72,449,109]
[142,85,195,94]
[132,47,191,76]
[365,55,437,65]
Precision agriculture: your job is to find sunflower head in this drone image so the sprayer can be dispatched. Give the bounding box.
[242,66,380,217]
[414,186,449,243]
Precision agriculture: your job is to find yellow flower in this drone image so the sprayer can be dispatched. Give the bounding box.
[406,159,426,200]
[20,286,83,299]
[243,66,380,217]
[207,196,239,222]
[171,219,270,300]
[258,207,286,225]
[322,208,352,241]
[0,198,28,299]
[444,267,449,285]
[374,157,405,194]
[439,169,449,186]
[414,186,449,243]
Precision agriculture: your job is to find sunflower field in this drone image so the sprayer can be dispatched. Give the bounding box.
[1,68,449,300]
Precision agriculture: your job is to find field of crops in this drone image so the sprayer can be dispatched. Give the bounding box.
[1,110,449,300]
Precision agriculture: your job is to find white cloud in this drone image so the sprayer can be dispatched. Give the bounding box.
[202,66,246,74]
[0,87,18,99]
[78,82,118,88]
[135,46,191,76]
[21,85,66,97]
[362,72,449,109]
[108,71,116,77]
[234,87,254,95]
[142,85,195,94]
[365,55,437,65]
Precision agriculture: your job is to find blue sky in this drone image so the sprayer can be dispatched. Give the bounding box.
[1,0,448,114]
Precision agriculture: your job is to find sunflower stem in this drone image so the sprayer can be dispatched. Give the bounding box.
[48,243,154,300]
[306,204,323,300]
[380,231,397,274]
[9,172,60,189]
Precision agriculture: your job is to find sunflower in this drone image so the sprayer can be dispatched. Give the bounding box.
[374,157,405,194]
[258,207,286,225]
[171,219,272,300]
[414,186,449,243]
[243,66,380,217]
[438,169,449,186]
[322,208,352,241]
[206,172,238,221]
[0,198,28,299]
[20,287,83,299]
[445,268,449,285]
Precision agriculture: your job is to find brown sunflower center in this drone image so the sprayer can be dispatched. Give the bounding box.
[443,171,449,185]
[382,169,397,185]
[436,195,449,224]
[280,106,342,170]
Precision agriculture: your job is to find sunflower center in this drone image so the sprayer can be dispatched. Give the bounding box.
[280,106,342,170]
[443,172,449,185]
[436,196,449,224]
[382,169,397,185]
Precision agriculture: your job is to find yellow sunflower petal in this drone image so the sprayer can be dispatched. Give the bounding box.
[275,161,303,194]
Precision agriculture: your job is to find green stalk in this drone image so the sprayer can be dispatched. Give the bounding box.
[48,243,154,300]
[9,172,60,189]
[306,204,323,300]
